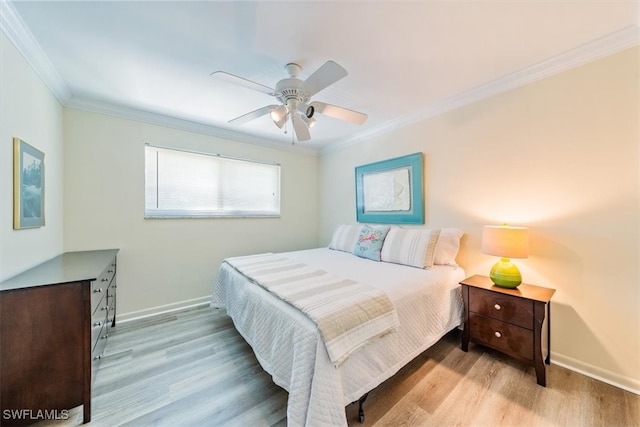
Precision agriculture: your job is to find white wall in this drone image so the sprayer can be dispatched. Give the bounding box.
[63,109,319,319]
[319,47,639,392]
[0,32,64,280]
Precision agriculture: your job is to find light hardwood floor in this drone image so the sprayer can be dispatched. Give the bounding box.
[35,306,639,427]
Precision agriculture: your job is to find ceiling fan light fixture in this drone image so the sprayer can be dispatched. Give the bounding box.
[270,106,288,128]
[301,114,316,128]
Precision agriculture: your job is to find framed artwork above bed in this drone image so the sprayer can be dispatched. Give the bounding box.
[355,152,424,224]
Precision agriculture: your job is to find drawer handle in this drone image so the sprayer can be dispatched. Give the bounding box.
[101,277,109,282]
[494,304,501,311]
[94,355,102,360]
[101,334,109,339]
[94,288,103,293]
[494,331,502,338]
[93,321,102,327]
[108,269,114,273]
[101,306,108,311]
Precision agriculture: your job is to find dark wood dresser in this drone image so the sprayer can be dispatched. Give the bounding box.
[460,274,555,386]
[0,249,119,426]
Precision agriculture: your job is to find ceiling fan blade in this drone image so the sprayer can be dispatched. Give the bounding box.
[302,61,347,97]
[291,113,311,141]
[210,71,274,95]
[229,105,277,125]
[309,101,368,125]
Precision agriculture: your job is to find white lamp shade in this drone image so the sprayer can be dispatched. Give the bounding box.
[482,225,529,259]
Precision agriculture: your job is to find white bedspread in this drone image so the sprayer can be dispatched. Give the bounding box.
[211,248,465,426]
[223,253,399,366]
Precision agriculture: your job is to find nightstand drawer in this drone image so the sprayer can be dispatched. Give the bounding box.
[469,313,533,360]
[469,287,534,329]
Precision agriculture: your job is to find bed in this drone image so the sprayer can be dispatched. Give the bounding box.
[211,225,465,426]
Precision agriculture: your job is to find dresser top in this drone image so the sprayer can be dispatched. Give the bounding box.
[0,249,119,292]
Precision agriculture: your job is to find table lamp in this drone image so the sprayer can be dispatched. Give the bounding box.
[481,225,529,288]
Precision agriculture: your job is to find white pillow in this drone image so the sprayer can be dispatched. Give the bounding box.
[434,228,464,265]
[381,227,441,269]
[328,224,363,253]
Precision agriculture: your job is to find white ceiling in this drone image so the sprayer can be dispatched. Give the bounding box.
[3,1,639,152]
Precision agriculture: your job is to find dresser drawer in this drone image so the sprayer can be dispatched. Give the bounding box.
[107,280,116,309]
[469,313,533,361]
[91,281,107,314]
[90,259,115,313]
[92,296,109,323]
[91,312,108,348]
[100,260,116,285]
[91,324,108,383]
[469,287,534,329]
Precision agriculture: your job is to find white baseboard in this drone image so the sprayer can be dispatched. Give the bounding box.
[552,352,640,396]
[117,296,212,324]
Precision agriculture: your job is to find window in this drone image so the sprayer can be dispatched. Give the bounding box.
[145,145,280,218]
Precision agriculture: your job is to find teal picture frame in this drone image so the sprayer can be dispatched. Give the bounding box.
[355,152,424,224]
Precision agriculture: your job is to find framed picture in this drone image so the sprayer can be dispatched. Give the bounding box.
[355,152,424,224]
[13,138,45,229]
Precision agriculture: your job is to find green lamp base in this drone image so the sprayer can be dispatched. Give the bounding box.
[490,258,522,288]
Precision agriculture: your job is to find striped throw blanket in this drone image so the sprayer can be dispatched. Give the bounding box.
[224,253,399,366]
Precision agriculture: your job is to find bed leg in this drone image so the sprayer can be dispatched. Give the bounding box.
[358,393,368,423]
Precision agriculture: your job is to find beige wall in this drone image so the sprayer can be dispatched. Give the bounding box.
[63,109,319,319]
[0,33,64,281]
[319,47,639,392]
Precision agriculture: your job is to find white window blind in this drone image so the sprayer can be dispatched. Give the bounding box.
[145,145,280,218]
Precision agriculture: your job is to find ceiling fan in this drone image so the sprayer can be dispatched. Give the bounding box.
[211,61,367,142]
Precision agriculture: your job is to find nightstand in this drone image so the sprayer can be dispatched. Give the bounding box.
[460,275,556,386]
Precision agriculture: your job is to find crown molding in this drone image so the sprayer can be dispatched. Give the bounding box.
[66,97,319,156]
[0,0,72,104]
[322,25,640,154]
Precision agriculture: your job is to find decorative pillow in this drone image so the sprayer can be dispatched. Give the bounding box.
[434,228,464,265]
[328,224,363,253]
[381,227,441,269]
[352,225,391,261]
